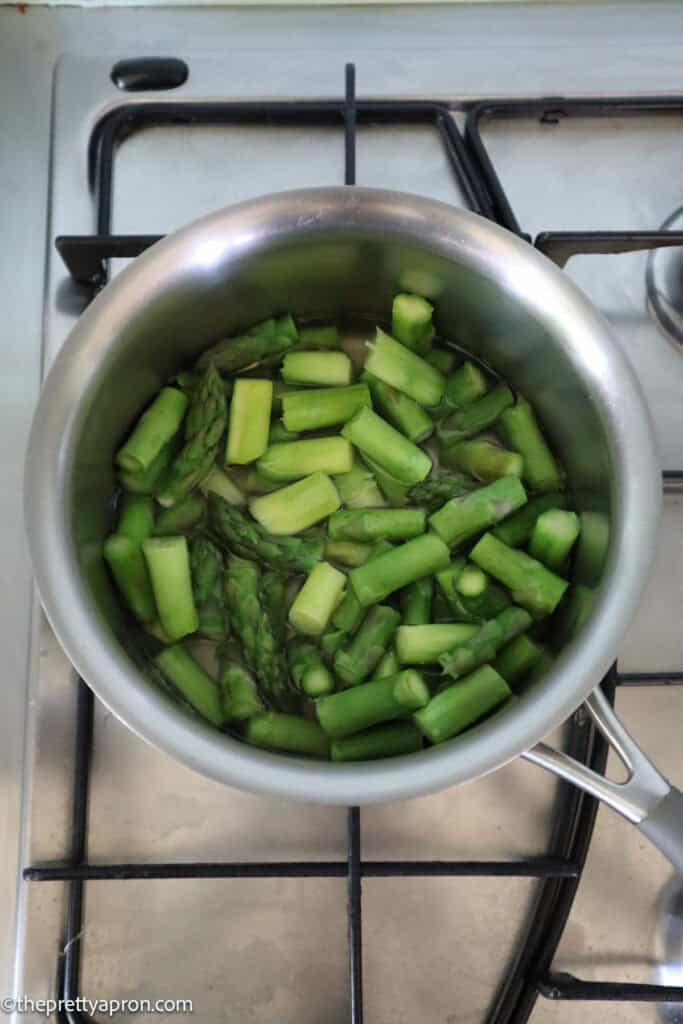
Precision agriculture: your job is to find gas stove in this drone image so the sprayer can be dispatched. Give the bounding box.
[10,35,683,1024]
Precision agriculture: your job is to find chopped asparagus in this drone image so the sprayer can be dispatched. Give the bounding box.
[391,293,435,355]
[282,383,371,432]
[144,618,174,645]
[396,623,478,665]
[288,638,335,697]
[439,606,532,679]
[226,379,273,465]
[154,493,206,535]
[492,491,567,547]
[469,532,569,616]
[360,454,410,506]
[334,457,386,509]
[142,535,198,640]
[401,577,434,626]
[414,665,511,744]
[426,349,457,375]
[268,422,300,445]
[325,540,373,567]
[529,509,581,571]
[297,324,341,350]
[328,508,426,543]
[334,605,402,687]
[364,327,446,406]
[289,561,346,635]
[350,532,450,607]
[199,465,246,506]
[332,540,393,635]
[493,634,544,686]
[249,472,340,535]
[116,387,188,474]
[407,471,477,512]
[257,437,353,481]
[245,713,329,758]
[282,350,353,387]
[444,361,488,407]
[118,441,174,495]
[437,385,514,445]
[454,566,510,622]
[321,629,347,661]
[196,316,298,373]
[331,721,423,761]
[456,564,487,598]
[243,468,282,495]
[429,475,527,548]
[342,406,432,485]
[363,372,434,443]
[117,494,155,544]
[104,534,156,623]
[316,669,430,739]
[208,494,323,572]
[498,398,564,492]
[441,439,524,482]
[573,510,610,586]
[218,641,264,720]
[375,647,400,679]
[154,645,223,727]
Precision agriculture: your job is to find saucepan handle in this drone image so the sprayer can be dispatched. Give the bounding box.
[524,686,683,874]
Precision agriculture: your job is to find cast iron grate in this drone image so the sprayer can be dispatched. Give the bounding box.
[26,63,683,1024]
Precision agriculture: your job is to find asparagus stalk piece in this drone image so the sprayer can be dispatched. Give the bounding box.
[288,561,346,636]
[334,457,386,509]
[288,638,335,697]
[257,437,353,482]
[455,566,511,621]
[334,605,402,687]
[224,555,294,711]
[297,324,341,349]
[396,623,478,665]
[268,422,299,445]
[429,475,527,548]
[456,564,487,598]
[189,537,229,640]
[401,577,434,626]
[342,406,432,485]
[316,669,430,739]
[469,532,569,616]
[331,721,423,761]
[441,439,524,482]
[154,493,206,535]
[529,509,581,571]
[492,491,566,547]
[249,472,340,535]
[573,510,610,586]
[375,647,400,679]
[208,494,324,572]
[391,293,435,355]
[196,315,298,373]
[282,384,371,432]
[282,351,353,387]
[144,619,174,645]
[321,629,347,661]
[218,641,264,720]
[156,364,228,507]
[437,386,514,445]
[262,569,289,646]
[117,494,155,544]
[325,540,373,567]
[498,398,564,492]
[118,441,174,495]
[364,327,446,406]
[436,558,505,622]
[332,540,393,635]
[328,508,426,543]
[116,387,188,474]
[226,379,273,465]
[245,713,329,758]
[492,634,543,687]
[199,465,245,506]
[444,361,488,407]
[525,648,555,687]
[362,372,434,443]
[271,381,302,414]
[439,606,532,679]
[142,536,198,640]
[154,645,223,726]
[414,665,511,744]
[407,472,478,513]
[243,468,282,495]
[426,349,457,375]
[350,532,450,607]
[104,534,157,623]
[360,454,410,506]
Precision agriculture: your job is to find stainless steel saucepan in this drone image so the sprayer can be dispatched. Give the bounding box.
[24,187,683,872]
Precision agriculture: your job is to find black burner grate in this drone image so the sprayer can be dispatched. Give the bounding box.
[26,63,683,1024]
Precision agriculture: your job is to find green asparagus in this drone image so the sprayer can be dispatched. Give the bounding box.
[350,532,450,607]
[437,385,514,445]
[196,315,298,373]
[199,465,245,506]
[245,713,329,758]
[396,623,478,665]
[189,536,228,639]
[334,457,386,509]
[401,577,434,626]
[364,327,446,406]
[469,532,569,616]
[334,605,402,686]
[414,665,511,744]
[444,361,488,407]
[407,472,477,513]
[359,454,410,506]
[117,494,155,544]
[218,641,264,720]
[426,349,457,375]
[429,475,527,548]
[362,372,434,443]
[249,472,340,535]
[391,293,435,355]
[118,441,174,495]
[288,638,335,697]
[316,669,430,739]
[226,378,273,465]
[492,491,567,547]
[325,540,373,567]
[332,540,393,636]
[268,422,299,445]
[529,509,581,571]
[281,383,371,432]
[155,494,206,535]
[282,350,353,386]
[331,721,423,761]
[498,398,564,492]
[441,439,524,482]
[208,494,324,572]
[104,534,157,623]
[154,645,223,727]
[289,561,346,635]
[492,634,543,687]
[328,508,426,543]
[257,437,353,481]
[342,406,432,485]
[439,606,532,679]
[297,324,341,349]
[142,536,198,640]
[116,387,188,474]
[375,647,400,679]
